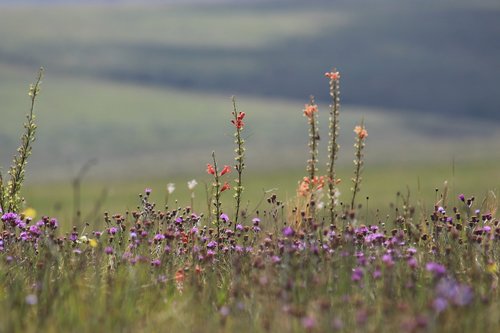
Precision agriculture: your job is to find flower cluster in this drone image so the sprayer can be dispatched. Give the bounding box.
[231,111,245,129]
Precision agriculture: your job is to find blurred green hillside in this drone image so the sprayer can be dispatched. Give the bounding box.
[0,1,499,118]
[1,1,499,219]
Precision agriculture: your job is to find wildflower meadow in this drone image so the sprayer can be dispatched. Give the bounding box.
[0,68,499,333]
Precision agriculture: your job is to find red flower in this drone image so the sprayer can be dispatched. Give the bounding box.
[207,163,215,175]
[231,112,246,129]
[220,165,231,176]
[220,182,231,192]
[325,71,340,80]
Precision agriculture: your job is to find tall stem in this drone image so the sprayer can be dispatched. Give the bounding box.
[327,70,340,224]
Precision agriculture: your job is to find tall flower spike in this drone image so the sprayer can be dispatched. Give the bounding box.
[231,96,246,230]
[350,120,367,210]
[326,68,341,224]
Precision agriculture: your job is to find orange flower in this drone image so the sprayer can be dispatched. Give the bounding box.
[175,269,185,283]
[325,71,340,80]
[220,165,231,176]
[298,179,310,197]
[303,104,318,118]
[312,176,325,190]
[207,163,215,175]
[220,182,231,192]
[354,126,368,139]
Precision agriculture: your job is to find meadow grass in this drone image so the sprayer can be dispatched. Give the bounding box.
[1,68,499,333]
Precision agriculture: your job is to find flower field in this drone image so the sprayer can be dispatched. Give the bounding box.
[1,69,499,333]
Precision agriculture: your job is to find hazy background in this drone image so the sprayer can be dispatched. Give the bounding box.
[1,0,499,218]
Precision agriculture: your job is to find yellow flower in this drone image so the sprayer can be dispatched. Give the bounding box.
[487,262,498,274]
[22,207,37,219]
[88,239,98,248]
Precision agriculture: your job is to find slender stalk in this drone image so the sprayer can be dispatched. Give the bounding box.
[350,121,367,210]
[212,152,221,239]
[7,68,43,212]
[232,97,245,230]
[304,96,319,217]
[326,69,341,223]
[0,172,5,213]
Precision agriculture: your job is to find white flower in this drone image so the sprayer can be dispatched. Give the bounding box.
[187,179,198,190]
[167,183,175,194]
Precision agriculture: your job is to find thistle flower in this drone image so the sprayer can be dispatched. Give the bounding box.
[426,262,446,277]
[282,226,295,237]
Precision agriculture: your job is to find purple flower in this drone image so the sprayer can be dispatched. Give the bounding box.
[236,224,244,231]
[151,259,161,267]
[252,217,260,226]
[207,240,217,249]
[436,278,474,306]
[153,233,165,242]
[407,257,418,269]
[175,217,183,224]
[105,246,114,255]
[1,212,18,222]
[220,213,229,223]
[426,262,446,277]
[271,255,281,264]
[145,188,152,195]
[351,267,364,282]
[28,225,41,236]
[282,226,295,237]
[432,297,448,313]
[407,247,417,256]
[458,194,465,202]
[49,218,58,229]
[382,254,394,267]
[301,316,316,330]
[108,227,118,235]
[219,306,230,317]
